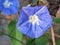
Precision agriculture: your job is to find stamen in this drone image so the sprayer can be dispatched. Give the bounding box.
[3,0,13,8]
[29,15,40,25]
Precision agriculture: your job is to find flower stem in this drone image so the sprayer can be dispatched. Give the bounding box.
[51,26,56,45]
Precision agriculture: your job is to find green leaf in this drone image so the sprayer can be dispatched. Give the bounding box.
[26,38,36,45]
[53,18,60,24]
[7,20,22,45]
[26,35,49,45]
[35,36,48,45]
[56,39,60,45]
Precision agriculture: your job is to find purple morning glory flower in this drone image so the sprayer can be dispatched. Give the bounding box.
[0,0,19,16]
[16,5,52,39]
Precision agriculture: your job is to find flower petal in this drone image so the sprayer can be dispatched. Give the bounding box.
[2,9,11,15]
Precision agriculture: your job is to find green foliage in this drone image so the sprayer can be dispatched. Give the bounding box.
[56,39,60,45]
[26,39,36,45]
[53,18,60,24]
[33,0,38,3]
[35,36,48,45]
[7,20,22,45]
[26,35,49,45]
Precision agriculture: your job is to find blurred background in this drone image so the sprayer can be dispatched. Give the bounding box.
[0,0,60,45]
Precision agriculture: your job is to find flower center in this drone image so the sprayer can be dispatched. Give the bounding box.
[29,15,40,25]
[3,0,13,8]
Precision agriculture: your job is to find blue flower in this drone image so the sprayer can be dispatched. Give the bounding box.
[0,0,19,16]
[16,5,52,39]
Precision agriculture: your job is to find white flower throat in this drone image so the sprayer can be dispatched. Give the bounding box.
[3,0,13,8]
[29,15,40,25]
